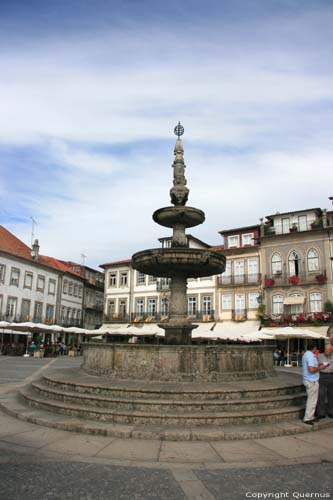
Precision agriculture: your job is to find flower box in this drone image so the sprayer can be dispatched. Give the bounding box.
[264,278,275,287]
[316,274,327,283]
[288,275,299,285]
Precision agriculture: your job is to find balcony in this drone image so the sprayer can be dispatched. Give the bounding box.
[232,309,248,321]
[104,310,215,323]
[264,271,327,288]
[218,273,261,287]
[156,278,171,291]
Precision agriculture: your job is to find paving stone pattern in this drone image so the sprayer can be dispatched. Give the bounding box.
[0,463,187,500]
[196,463,333,500]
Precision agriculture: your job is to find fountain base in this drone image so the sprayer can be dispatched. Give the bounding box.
[82,343,275,382]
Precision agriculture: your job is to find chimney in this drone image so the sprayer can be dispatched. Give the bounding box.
[31,239,40,260]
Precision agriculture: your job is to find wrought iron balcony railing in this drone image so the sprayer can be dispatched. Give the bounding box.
[232,309,248,321]
[218,273,261,287]
[264,270,327,287]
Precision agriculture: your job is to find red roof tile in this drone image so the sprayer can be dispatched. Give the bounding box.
[0,226,82,279]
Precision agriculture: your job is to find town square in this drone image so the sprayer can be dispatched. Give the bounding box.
[1,1,333,499]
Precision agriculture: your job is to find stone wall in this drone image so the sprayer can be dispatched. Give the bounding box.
[82,343,275,382]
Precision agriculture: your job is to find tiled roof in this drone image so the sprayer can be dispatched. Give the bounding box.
[0,225,82,278]
[0,225,32,259]
[100,259,132,268]
[210,245,225,251]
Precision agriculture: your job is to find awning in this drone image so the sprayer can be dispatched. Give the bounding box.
[284,296,305,305]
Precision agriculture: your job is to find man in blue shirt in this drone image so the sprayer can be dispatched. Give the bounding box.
[302,341,330,425]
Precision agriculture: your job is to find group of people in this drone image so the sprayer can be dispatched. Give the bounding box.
[302,341,333,425]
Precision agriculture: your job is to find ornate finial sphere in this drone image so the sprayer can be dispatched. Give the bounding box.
[174,122,184,137]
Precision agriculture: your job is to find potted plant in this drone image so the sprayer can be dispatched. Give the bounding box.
[264,278,275,287]
[288,275,299,285]
[316,274,327,284]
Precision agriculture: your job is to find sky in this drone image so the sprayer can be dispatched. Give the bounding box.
[1,0,333,269]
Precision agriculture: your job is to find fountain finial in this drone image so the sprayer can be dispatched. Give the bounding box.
[170,122,189,206]
[174,122,184,137]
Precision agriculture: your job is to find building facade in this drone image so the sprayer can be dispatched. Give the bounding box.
[0,226,103,329]
[259,208,333,322]
[101,206,333,328]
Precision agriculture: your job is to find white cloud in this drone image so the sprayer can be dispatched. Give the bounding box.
[1,5,333,267]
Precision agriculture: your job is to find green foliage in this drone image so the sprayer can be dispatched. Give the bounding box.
[324,300,333,313]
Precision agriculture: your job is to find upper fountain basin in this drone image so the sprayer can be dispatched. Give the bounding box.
[153,206,205,229]
[132,248,226,278]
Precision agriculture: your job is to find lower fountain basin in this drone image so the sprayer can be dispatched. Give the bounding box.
[132,248,226,278]
[82,344,275,382]
[153,206,205,229]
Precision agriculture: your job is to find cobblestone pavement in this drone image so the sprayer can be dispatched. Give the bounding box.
[0,356,332,500]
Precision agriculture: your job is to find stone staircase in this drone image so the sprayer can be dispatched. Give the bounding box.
[0,367,319,441]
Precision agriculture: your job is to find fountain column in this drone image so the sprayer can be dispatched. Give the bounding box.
[132,123,226,345]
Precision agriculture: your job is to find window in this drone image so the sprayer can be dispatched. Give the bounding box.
[148,275,157,284]
[234,260,245,284]
[120,272,128,286]
[10,268,20,287]
[74,284,78,297]
[78,286,83,298]
[137,272,145,285]
[188,296,197,316]
[109,273,117,287]
[272,295,284,314]
[247,258,259,282]
[135,298,144,316]
[162,239,172,248]
[37,275,45,292]
[289,293,304,314]
[0,295,3,316]
[309,292,322,313]
[119,299,127,316]
[68,282,73,295]
[6,297,17,319]
[160,298,169,316]
[282,217,290,234]
[63,280,68,294]
[288,251,301,276]
[242,233,254,246]
[271,253,282,275]
[147,298,157,317]
[48,279,56,295]
[0,264,6,283]
[60,307,66,321]
[21,299,31,321]
[108,300,116,315]
[228,235,239,248]
[46,304,54,322]
[307,249,319,272]
[34,302,43,322]
[235,294,245,314]
[221,294,232,310]
[298,215,307,231]
[202,296,212,315]
[222,260,231,284]
[248,293,259,309]
[24,271,33,289]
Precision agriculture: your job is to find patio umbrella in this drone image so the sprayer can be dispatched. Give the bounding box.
[259,327,328,365]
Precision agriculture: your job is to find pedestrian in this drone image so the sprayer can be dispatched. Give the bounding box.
[317,344,333,419]
[302,341,331,425]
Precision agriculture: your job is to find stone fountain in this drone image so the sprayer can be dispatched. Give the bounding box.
[6,125,306,443]
[81,124,274,382]
[132,122,225,344]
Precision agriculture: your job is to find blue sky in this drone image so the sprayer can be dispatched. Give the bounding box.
[1,0,333,268]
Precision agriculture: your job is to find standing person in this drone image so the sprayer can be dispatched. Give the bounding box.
[302,341,330,425]
[317,344,333,419]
